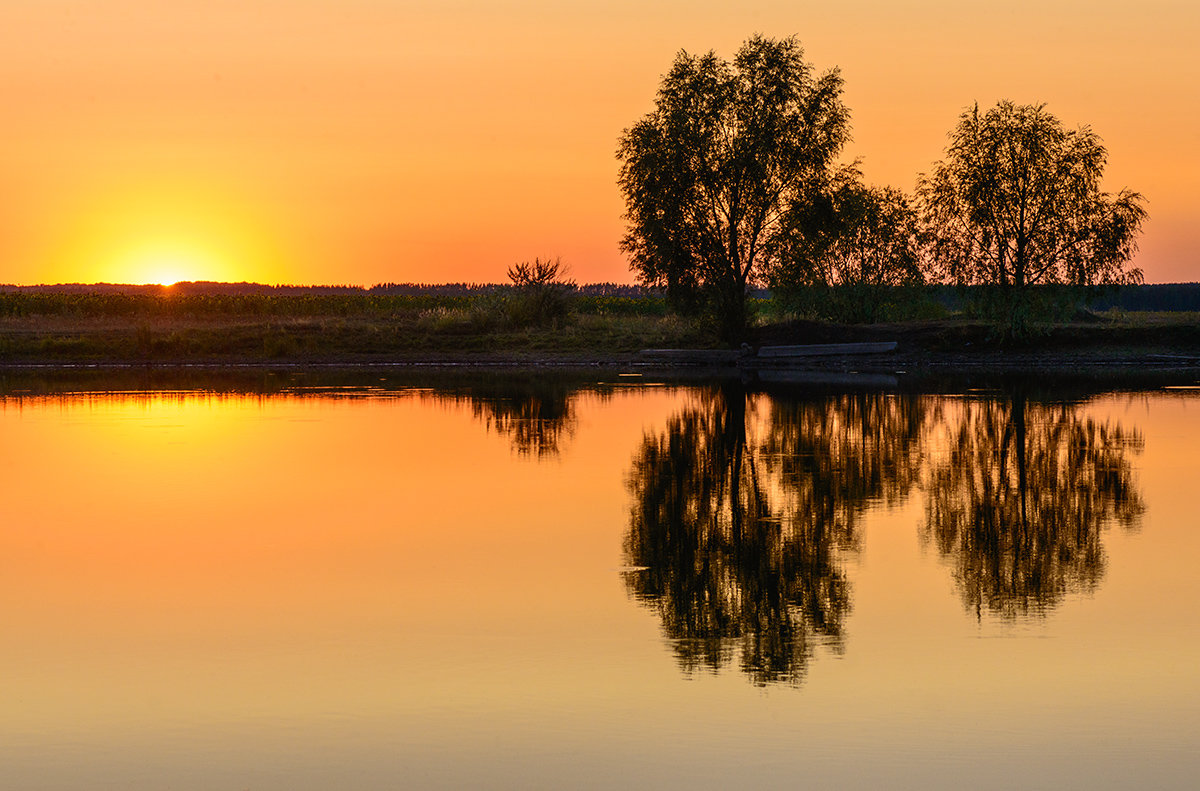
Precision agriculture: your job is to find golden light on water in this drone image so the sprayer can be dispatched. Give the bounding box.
[1,385,1198,787]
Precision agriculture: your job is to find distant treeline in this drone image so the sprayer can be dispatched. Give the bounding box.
[371,281,653,297]
[918,283,1200,314]
[0,287,674,323]
[1084,283,1200,312]
[4,281,1199,315]
[0,281,659,298]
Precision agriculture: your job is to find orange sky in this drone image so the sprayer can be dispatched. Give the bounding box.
[2,0,1196,286]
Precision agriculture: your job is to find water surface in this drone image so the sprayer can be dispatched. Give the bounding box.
[1,373,1197,789]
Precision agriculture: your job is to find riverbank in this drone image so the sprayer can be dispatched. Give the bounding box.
[1,302,1198,377]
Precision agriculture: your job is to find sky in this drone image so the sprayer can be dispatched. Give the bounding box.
[2,0,1196,286]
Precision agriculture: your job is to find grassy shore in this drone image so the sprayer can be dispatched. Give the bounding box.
[0,291,715,363]
[1,291,1198,371]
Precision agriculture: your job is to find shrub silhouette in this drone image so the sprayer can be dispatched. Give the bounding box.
[504,257,576,328]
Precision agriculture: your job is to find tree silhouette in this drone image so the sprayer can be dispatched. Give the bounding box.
[922,393,1144,618]
[772,168,924,323]
[918,101,1147,336]
[617,35,850,341]
[624,385,924,685]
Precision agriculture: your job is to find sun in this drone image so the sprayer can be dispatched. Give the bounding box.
[122,244,222,286]
[44,176,293,287]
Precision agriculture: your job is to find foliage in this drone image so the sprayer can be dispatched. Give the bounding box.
[504,257,577,328]
[617,35,850,341]
[918,101,1147,337]
[771,169,924,322]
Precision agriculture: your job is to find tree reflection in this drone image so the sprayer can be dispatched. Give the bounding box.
[922,393,1144,618]
[624,384,924,685]
[451,377,582,457]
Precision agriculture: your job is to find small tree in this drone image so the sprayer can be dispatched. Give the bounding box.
[617,35,850,341]
[918,101,1147,336]
[772,169,923,323]
[505,256,576,328]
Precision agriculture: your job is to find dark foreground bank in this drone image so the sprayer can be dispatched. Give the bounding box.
[1,293,1198,377]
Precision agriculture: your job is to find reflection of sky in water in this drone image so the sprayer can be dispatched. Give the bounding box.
[0,383,1197,790]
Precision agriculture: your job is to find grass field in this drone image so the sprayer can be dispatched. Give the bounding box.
[1,290,1198,366]
[0,291,715,362]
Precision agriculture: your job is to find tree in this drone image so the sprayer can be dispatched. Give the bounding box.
[918,101,1147,336]
[771,168,924,322]
[617,35,850,341]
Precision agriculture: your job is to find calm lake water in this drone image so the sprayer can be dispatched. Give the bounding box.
[2,371,1198,789]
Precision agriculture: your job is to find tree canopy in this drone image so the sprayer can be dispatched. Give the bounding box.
[770,168,923,322]
[918,101,1147,334]
[617,35,850,340]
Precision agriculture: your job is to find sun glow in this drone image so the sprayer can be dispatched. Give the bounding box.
[121,244,220,286]
[39,176,292,286]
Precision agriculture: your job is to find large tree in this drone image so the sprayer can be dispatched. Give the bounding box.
[617,35,850,341]
[918,101,1147,335]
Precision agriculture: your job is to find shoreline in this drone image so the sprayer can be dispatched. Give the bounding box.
[2,340,1200,372]
[4,340,1200,372]
[3,309,1198,386]
[2,347,1198,398]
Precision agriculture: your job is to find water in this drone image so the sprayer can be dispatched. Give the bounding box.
[1,372,1197,789]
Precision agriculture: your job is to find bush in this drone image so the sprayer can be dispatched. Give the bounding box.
[505,257,576,328]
